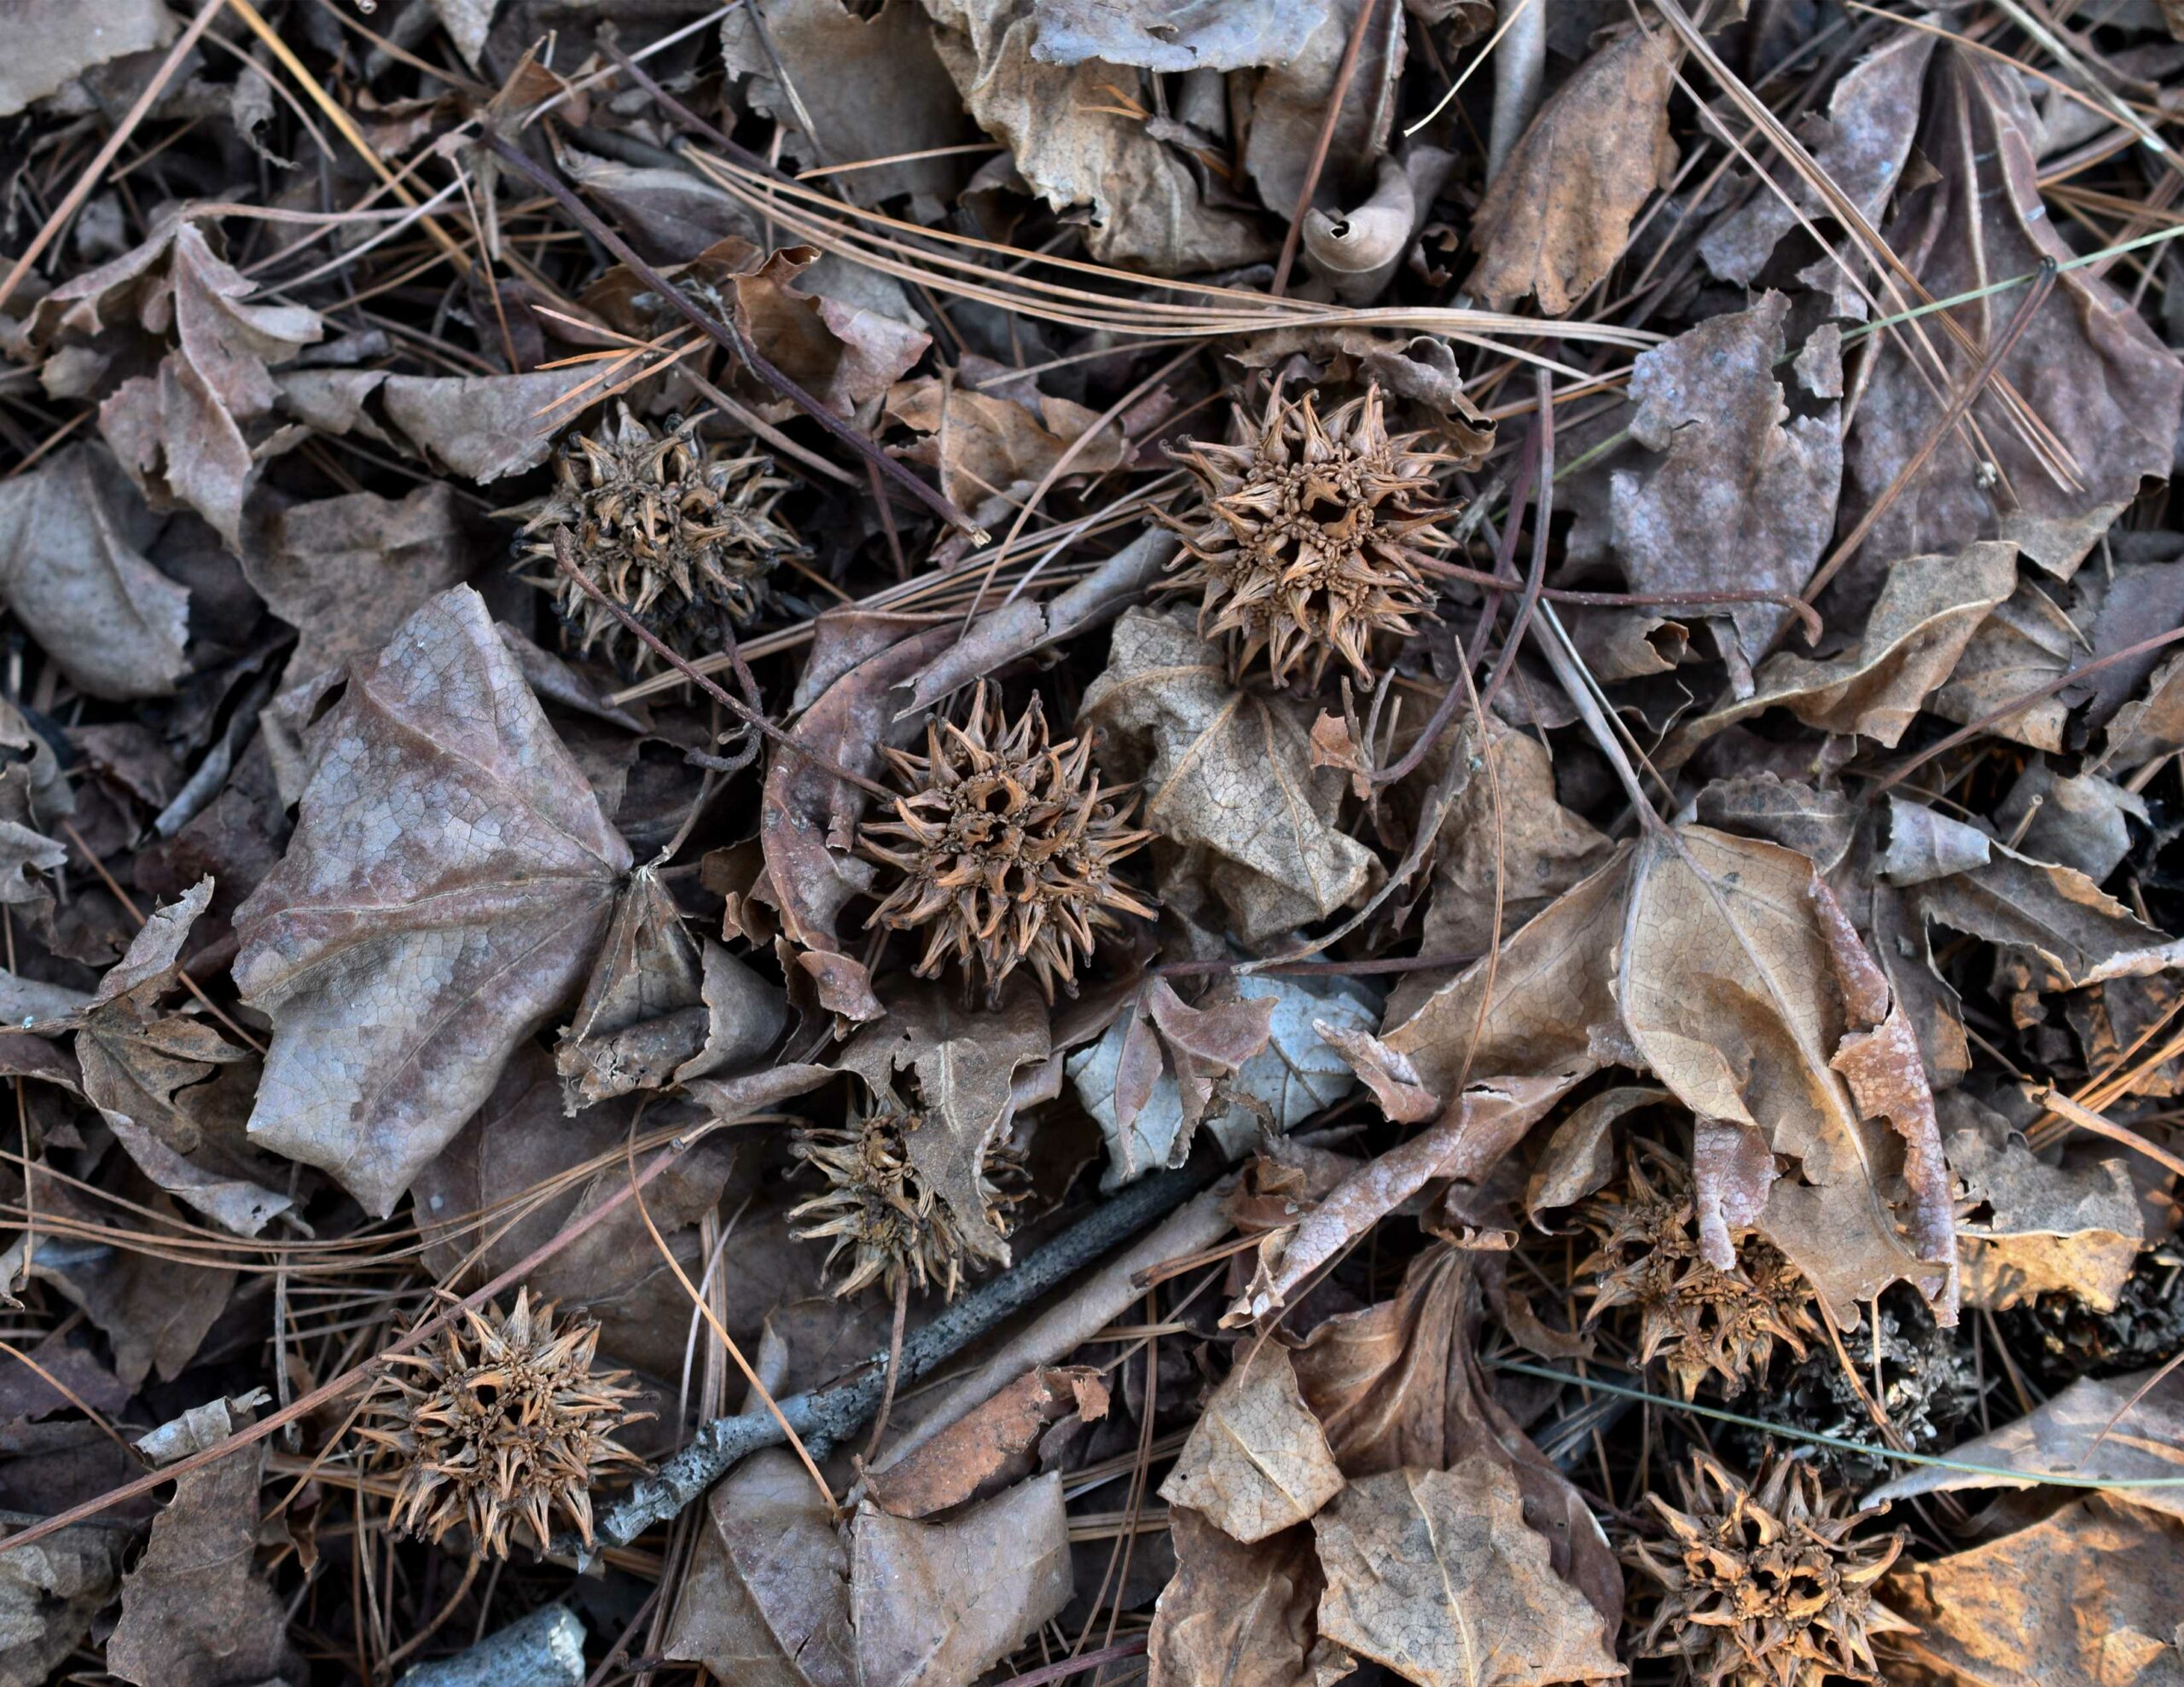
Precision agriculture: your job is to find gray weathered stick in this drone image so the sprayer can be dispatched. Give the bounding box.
[579,1160,1212,1554]
[397,1604,585,1686]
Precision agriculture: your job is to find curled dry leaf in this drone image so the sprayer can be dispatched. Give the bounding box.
[1467,24,1676,316]
[1622,826,1956,1321]
[71,878,291,1237]
[1068,972,1374,1185]
[758,623,956,1022]
[275,364,607,484]
[1525,1086,1671,1226]
[235,586,631,1217]
[1314,1459,1627,1687]
[1227,1071,1569,1325]
[919,0,1273,272]
[1081,609,1376,943]
[850,1475,1073,1687]
[0,1524,123,1687]
[1674,539,2018,756]
[867,1365,1107,1519]
[0,444,190,701]
[1159,1342,1345,1543]
[1895,817,2184,989]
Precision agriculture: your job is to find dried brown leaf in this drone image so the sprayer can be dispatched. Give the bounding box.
[1160,1343,1345,1542]
[0,1524,123,1687]
[1314,1458,1626,1687]
[235,586,631,1216]
[759,622,956,1022]
[1622,826,1955,1320]
[1880,1496,2184,1687]
[1525,1086,1670,1226]
[1943,1094,2142,1312]
[251,483,473,705]
[1467,24,1676,316]
[1676,539,2017,754]
[1149,1509,1350,1687]
[1868,1361,2184,1517]
[1082,609,1376,944]
[663,1448,856,1687]
[886,373,1126,522]
[1608,292,1841,672]
[835,981,1048,1266]
[1842,50,2184,597]
[0,0,173,115]
[1228,1073,1567,1325]
[0,444,189,701]
[106,1402,300,1687]
[921,0,1274,272]
[850,1475,1073,1687]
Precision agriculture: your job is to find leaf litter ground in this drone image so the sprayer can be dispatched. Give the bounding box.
[0,1,2181,1684]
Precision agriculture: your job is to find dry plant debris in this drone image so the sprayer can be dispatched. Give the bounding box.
[860,681,1153,1003]
[514,403,799,664]
[1165,384,1458,687]
[1625,1452,1913,1687]
[787,1089,1029,1300]
[0,0,2182,1681]
[1578,1146,1824,1400]
[359,1291,647,1558]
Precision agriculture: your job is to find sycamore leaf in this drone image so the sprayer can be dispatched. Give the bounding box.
[235,587,630,1217]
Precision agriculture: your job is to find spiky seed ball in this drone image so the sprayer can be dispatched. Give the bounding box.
[1162,383,1456,689]
[357,1290,647,1558]
[859,681,1153,1005]
[1578,1148,1821,1400]
[787,1103,1028,1301]
[513,403,800,665]
[1625,1452,1914,1687]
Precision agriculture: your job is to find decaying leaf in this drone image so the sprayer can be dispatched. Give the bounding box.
[1621,826,1956,1321]
[835,981,1049,1268]
[1868,1361,2183,1518]
[1314,1459,1626,1687]
[249,483,474,707]
[1160,1343,1345,1542]
[0,445,190,701]
[758,622,956,1021]
[886,372,1126,522]
[235,586,631,1216]
[1943,1095,2143,1312]
[1606,292,1841,675]
[1467,24,1676,315]
[1149,1509,1351,1687]
[850,1475,1074,1687]
[106,1399,300,1687]
[1068,973,1374,1185]
[71,878,289,1236]
[1841,49,2184,596]
[1082,609,1377,943]
[0,1524,124,1687]
[1674,539,2018,754]
[665,1449,856,1687]
[868,1365,1107,1519]
[919,0,1274,272]
[1880,1496,2184,1687]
